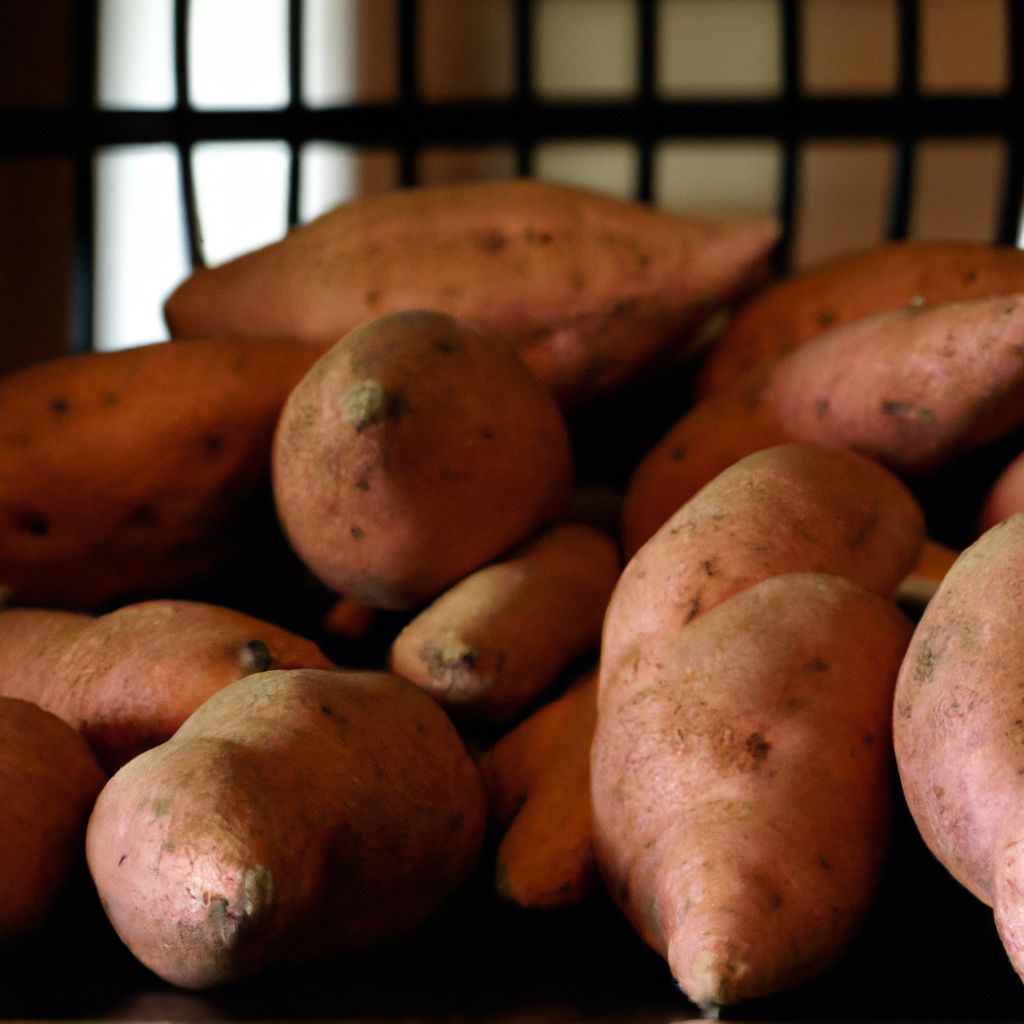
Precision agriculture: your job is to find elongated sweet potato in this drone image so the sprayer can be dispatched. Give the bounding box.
[164,178,779,406]
[479,670,598,909]
[607,442,924,666]
[87,668,486,989]
[0,599,334,772]
[388,522,619,722]
[0,336,324,610]
[893,514,1024,982]
[625,293,1024,552]
[696,240,1024,397]
[0,696,106,941]
[593,572,912,1008]
[272,310,574,610]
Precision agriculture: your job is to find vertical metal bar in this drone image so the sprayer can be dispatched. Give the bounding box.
[775,0,801,273]
[887,0,919,239]
[514,0,536,177]
[174,0,205,268]
[287,0,304,226]
[996,0,1023,245]
[69,0,99,352]
[397,0,419,186]
[635,0,656,204]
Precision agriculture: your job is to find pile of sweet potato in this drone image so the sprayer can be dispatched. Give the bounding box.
[4,176,1024,1010]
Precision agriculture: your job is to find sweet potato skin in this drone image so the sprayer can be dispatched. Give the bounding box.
[893,514,1024,981]
[272,310,574,610]
[593,573,912,1007]
[0,599,334,772]
[388,522,619,721]
[86,668,486,990]
[0,336,324,610]
[0,696,106,941]
[979,448,1024,531]
[164,178,779,406]
[696,240,1024,397]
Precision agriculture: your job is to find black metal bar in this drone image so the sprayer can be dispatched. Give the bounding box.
[513,0,536,176]
[396,0,418,186]
[996,0,1024,244]
[775,0,801,273]
[887,0,919,239]
[286,0,304,226]
[69,0,99,352]
[173,0,204,269]
[635,0,656,204]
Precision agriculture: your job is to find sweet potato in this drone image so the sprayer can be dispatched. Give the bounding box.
[388,522,619,722]
[607,442,924,665]
[895,538,960,606]
[696,240,1024,397]
[478,670,598,909]
[0,599,334,772]
[979,447,1024,531]
[893,514,1024,982]
[0,336,324,610]
[272,310,574,610]
[164,178,779,407]
[0,696,106,941]
[86,667,486,989]
[592,572,912,1008]
[624,293,1024,552]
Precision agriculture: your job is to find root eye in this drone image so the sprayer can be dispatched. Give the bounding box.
[239,639,273,673]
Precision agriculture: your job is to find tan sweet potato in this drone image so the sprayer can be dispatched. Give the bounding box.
[0,696,106,941]
[606,442,924,667]
[478,670,598,909]
[86,668,486,989]
[0,599,334,772]
[624,293,1024,552]
[0,336,324,610]
[272,309,574,610]
[388,522,619,722]
[593,572,912,1008]
[164,178,779,407]
[696,240,1024,397]
[893,514,1024,982]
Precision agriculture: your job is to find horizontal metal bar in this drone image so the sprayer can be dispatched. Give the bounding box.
[2,94,1021,157]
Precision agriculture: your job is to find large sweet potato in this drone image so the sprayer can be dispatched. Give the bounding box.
[87,668,486,989]
[164,178,779,406]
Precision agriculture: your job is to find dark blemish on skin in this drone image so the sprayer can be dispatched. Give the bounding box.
[525,226,553,245]
[571,270,586,293]
[118,854,127,866]
[677,729,686,745]
[821,857,833,870]
[50,397,70,415]
[128,505,158,527]
[965,269,979,284]
[863,734,874,747]
[478,228,508,252]
[354,477,371,492]
[351,525,365,539]
[815,397,831,418]
[480,426,495,440]
[433,337,460,354]
[818,311,837,328]
[746,732,771,760]
[442,283,463,298]
[102,392,118,406]
[805,656,828,672]
[239,639,273,674]
[684,597,701,623]
[202,433,226,456]
[15,509,49,536]
[847,511,878,549]
[364,288,380,305]
[353,389,409,433]
[881,400,937,423]
[321,704,333,716]
[671,445,688,462]
[702,559,715,576]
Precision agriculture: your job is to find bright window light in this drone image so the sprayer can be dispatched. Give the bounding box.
[97,0,175,108]
[300,142,361,221]
[303,0,361,106]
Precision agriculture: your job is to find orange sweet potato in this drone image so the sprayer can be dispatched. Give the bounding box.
[388,522,619,722]
[0,599,334,772]
[696,240,1024,397]
[272,310,574,610]
[0,696,106,941]
[164,178,779,407]
[893,514,1024,983]
[624,293,1024,552]
[87,668,486,989]
[593,572,912,1008]
[0,336,324,610]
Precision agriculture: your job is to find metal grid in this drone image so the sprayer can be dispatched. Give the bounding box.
[1,0,1023,352]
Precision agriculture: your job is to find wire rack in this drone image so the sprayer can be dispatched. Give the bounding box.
[2,0,1023,354]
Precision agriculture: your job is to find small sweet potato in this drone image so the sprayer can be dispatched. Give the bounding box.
[86,668,486,989]
[593,572,912,1008]
[388,522,619,722]
[0,599,334,772]
[164,178,779,407]
[272,310,574,610]
[893,514,1024,982]
[0,336,324,610]
[0,696,106,941]
[625,293,1024,551]
[696,240,1024,397]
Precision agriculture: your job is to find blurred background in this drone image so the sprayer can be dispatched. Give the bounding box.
[1,0,1019,367]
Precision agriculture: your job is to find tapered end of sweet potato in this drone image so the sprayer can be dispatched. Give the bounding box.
[668,932,755,1011]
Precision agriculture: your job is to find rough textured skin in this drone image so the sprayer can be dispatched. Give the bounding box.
[0,336,324,610]
[0,697,106,941]
[388,522,619,721]
[86,668,486,990]
[593,573,912,1008]
[272,310,574,610]
[609,442,924,662]
[0,600,334,772]
[893,514,1024,981]
[164,178,779,407]
[979,448,1024,531]
[625,293,1024,551]
[479,670,598,909]
[696,240,1024,397]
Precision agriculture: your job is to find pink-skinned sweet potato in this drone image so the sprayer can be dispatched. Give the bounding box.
[593,572,912,1008]
[164,178,779,407]
[86,668,486,990]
